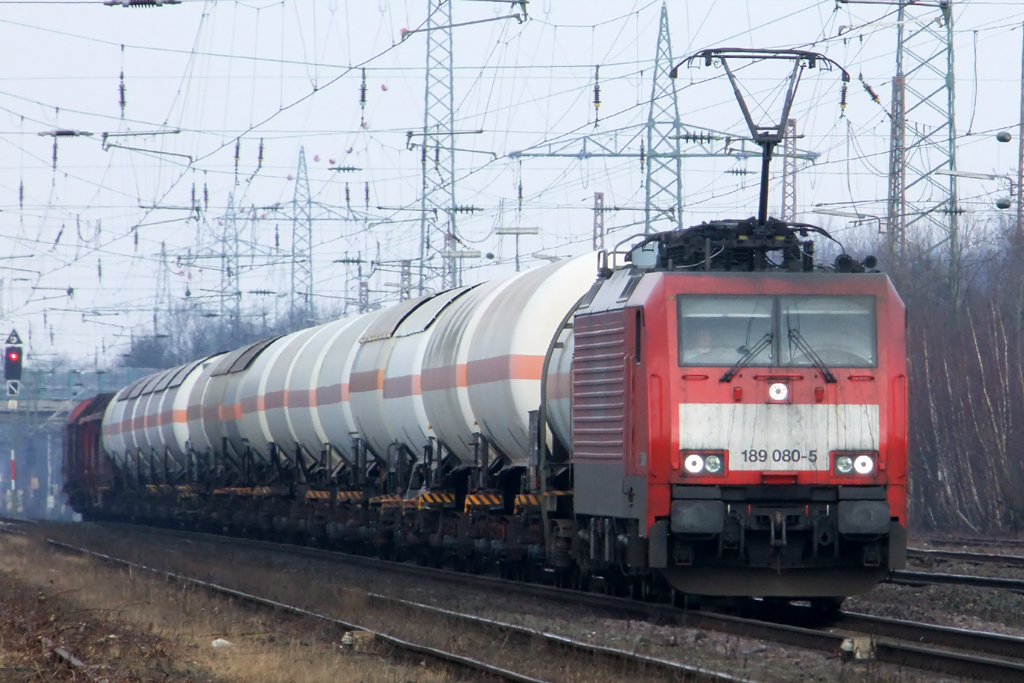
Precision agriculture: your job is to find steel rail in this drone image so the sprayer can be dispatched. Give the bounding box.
[927,537,1024,549]
[45,537,751,683]
[908,547,1024,568]
[834,611,1024,660]
[0,523,27,536]
[890,569,1024,592]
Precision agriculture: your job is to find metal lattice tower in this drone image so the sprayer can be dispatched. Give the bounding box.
[153,241,171,336]
[291,146,314,318]
[644,2,683,234]
[419,0,457,294]
[221,192,241,331]
[780,119,797,222]
[886,1,958,288]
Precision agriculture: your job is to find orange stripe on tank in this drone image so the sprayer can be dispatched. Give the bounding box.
[547,371,572,401]
[421,364,467,391]
[466,354,544,385]
[285,389,316,408]
[314,383,347,406]
[349,369,385,393]
[383,374,421,399]
[264,390,286,410]
[240,395,259,414]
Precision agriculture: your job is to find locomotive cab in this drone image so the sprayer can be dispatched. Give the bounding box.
[571,218,907,598]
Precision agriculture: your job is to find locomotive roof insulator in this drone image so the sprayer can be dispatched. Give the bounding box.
[624,217,877,274]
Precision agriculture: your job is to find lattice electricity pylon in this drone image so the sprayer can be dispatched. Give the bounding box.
[886,0,959,289]
[221,191,241,330]
[291,146,314,318]
[418,0,457,294]
[153,241,171,336]
[644,2,683,234]
[780,119,797,222]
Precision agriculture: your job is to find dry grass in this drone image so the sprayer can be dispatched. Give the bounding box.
[0,533,451,683]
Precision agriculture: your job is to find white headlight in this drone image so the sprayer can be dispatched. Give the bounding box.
[683,453,705,474]
[768,382,789,402]
[835,455,854,474]
[704,454,723,474]
[853,454,875,475]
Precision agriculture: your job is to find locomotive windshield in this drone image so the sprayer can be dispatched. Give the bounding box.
[678,295,876,367]
[678,297,773,366]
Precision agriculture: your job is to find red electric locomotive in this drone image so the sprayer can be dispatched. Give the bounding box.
[565,218,906,602]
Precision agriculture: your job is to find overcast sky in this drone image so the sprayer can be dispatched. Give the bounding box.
[0,0,1021,366]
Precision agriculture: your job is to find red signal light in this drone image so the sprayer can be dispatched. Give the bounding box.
[4,345,22,381]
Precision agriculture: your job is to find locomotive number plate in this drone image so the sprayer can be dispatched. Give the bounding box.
[741,449,818,465]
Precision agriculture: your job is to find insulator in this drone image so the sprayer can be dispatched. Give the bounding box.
[859,74,880,104]
[203,182,209,209]
[257,138,264,170]
[360,68,367,105]
[365,182,370,207]
[119,44,126,117]
[52,139,57,170]
[19,181,23,210]
[345,182,351,207]
[274,225,279,248]
[97,259,102,281]
[840,83,848,117]
[639,142,645,170]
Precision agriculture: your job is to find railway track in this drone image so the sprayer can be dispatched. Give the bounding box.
[927,537,1024,549]
[890,568,1024,592]
[46,536,751,683]
[41,521,1024,682]
[908,546,1024,568]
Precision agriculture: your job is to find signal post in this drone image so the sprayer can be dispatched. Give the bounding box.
[4,329,22,513]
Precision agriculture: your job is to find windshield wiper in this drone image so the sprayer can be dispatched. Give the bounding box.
[720,333,772,383]
[788,328,837,383]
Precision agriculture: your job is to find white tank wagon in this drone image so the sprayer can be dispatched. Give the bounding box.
[183,353,228,461]
[157,359,211,471]
[100,382,135,476]
[461,255,594,465]
[95,256,598,499]
[308,308,386,465]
